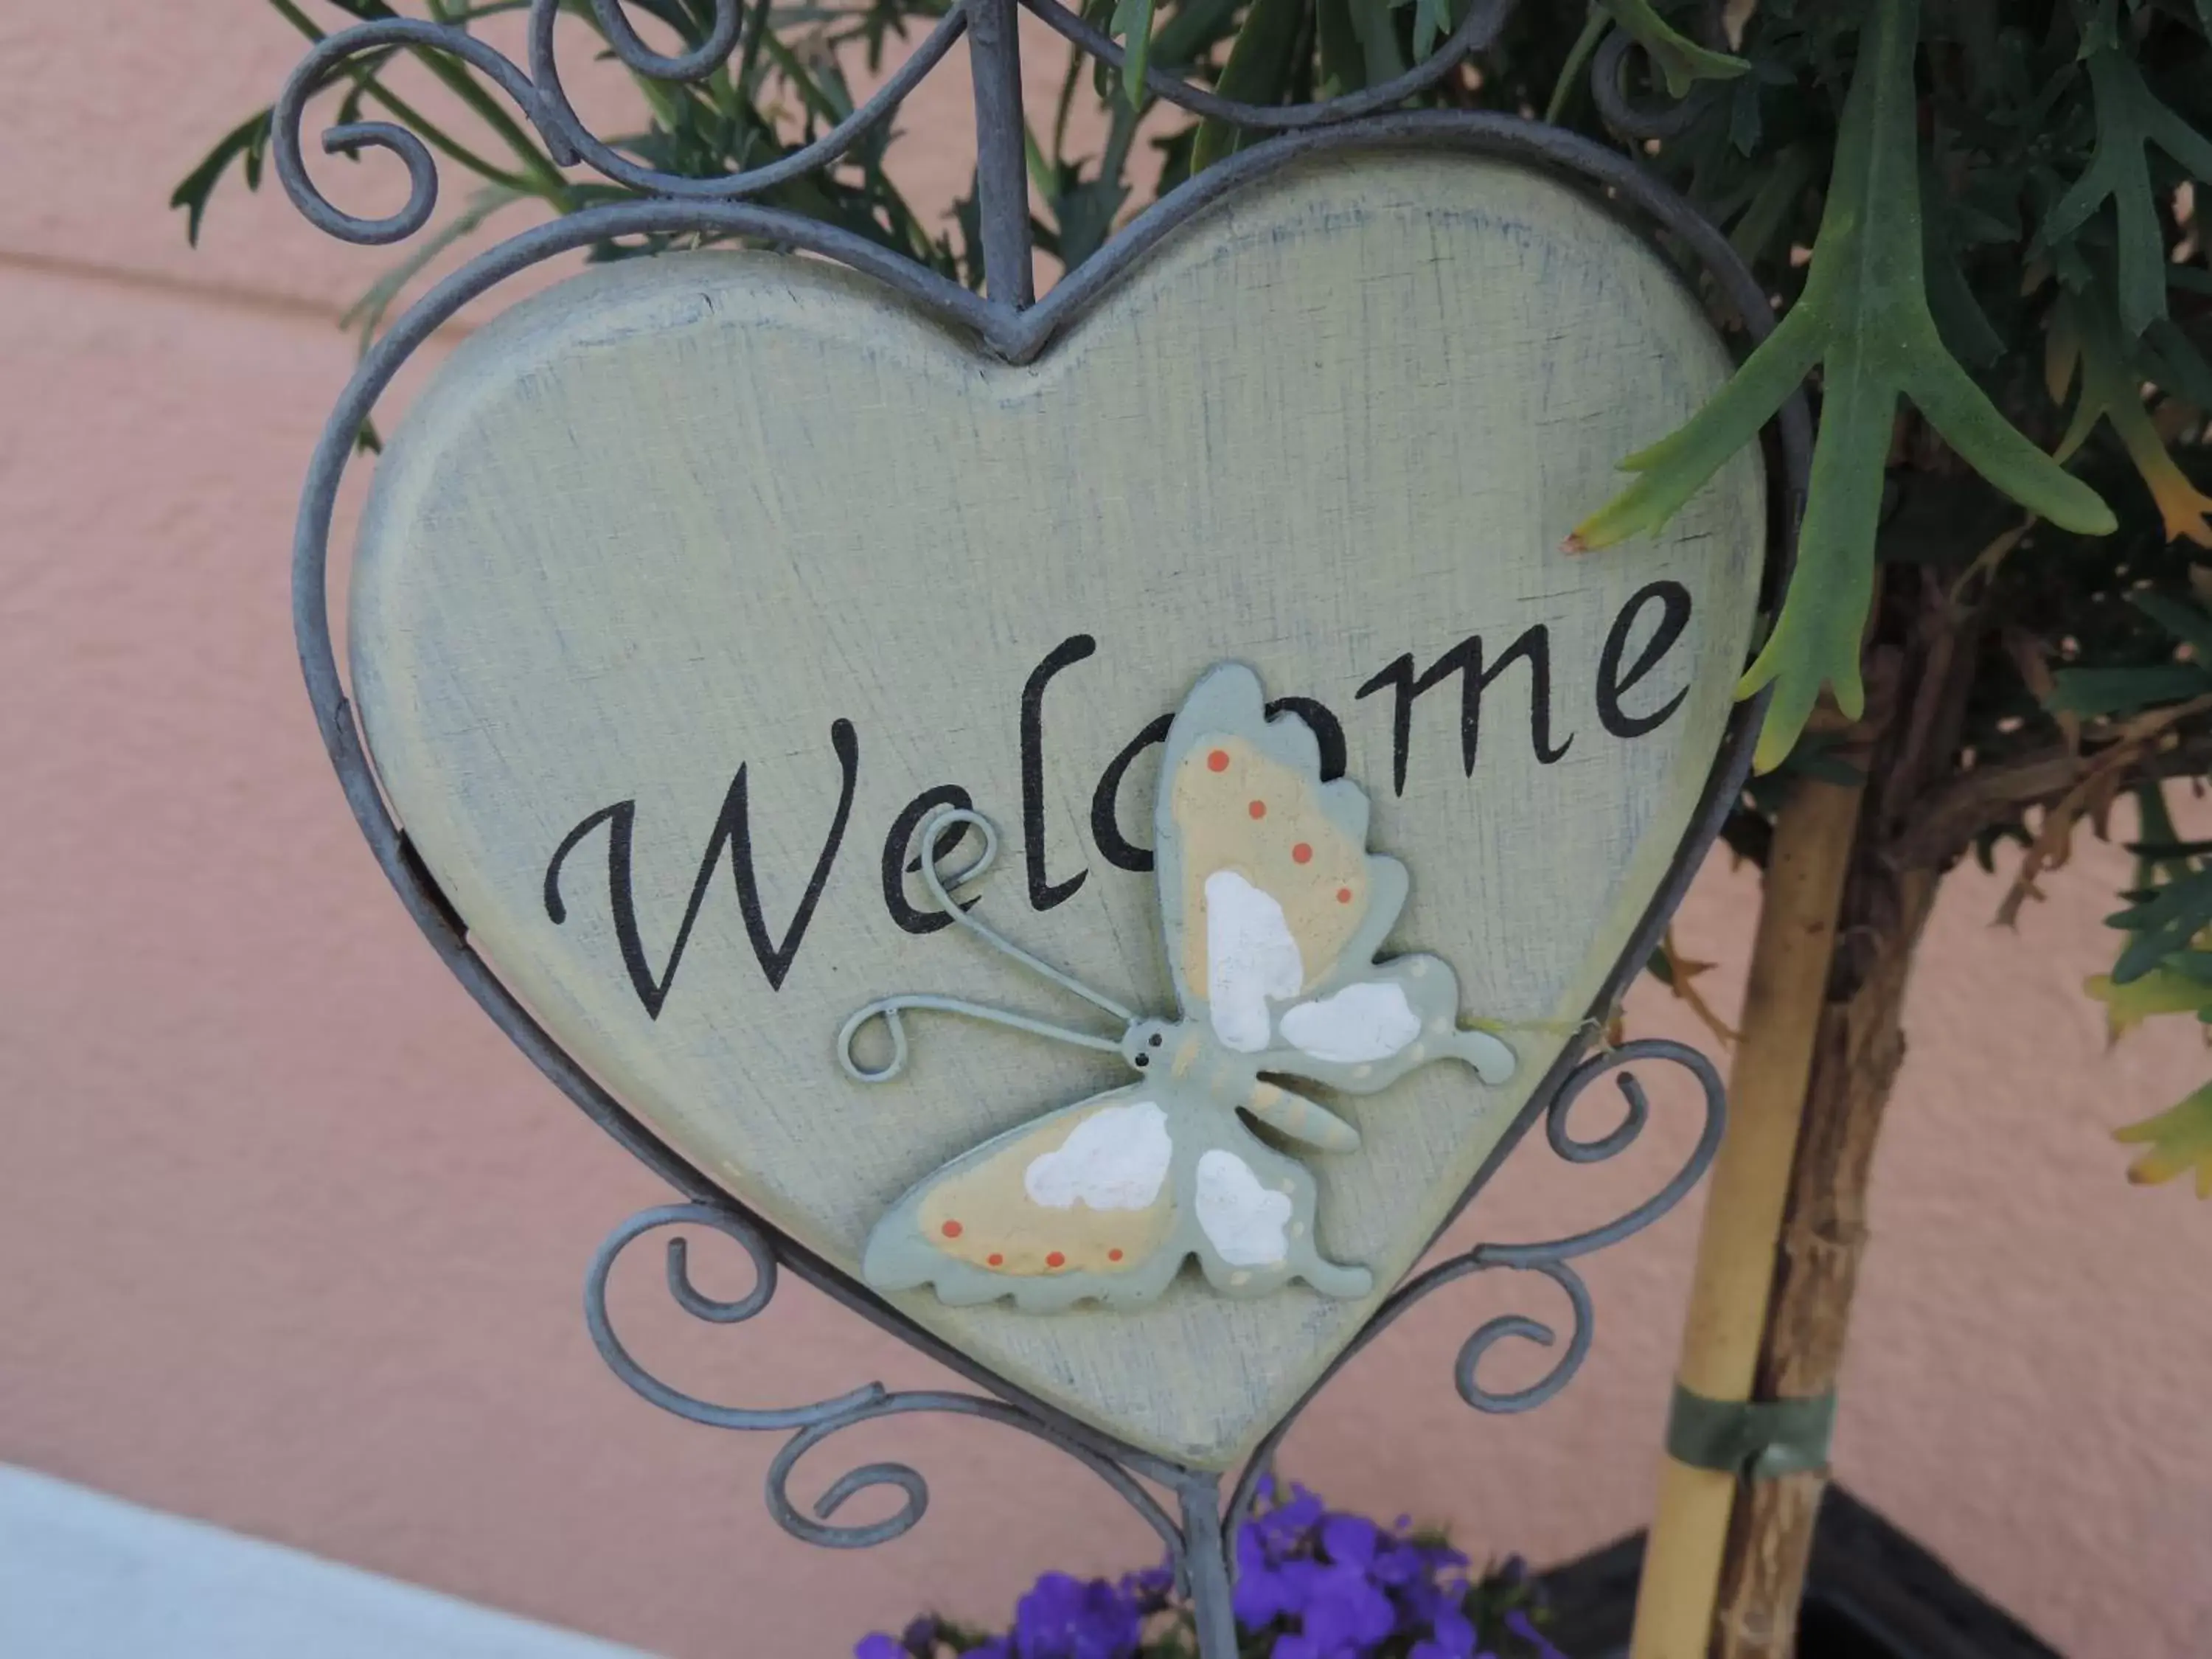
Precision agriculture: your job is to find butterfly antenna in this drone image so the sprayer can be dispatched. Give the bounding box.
[838,809,1135,1085]
[905,808,1135,1023]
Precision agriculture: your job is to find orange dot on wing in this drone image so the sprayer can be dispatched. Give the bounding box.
[1336,887,1353,904]
[1108,1248,1124,1262]
[1207,749,1230,772]
[987,1253,1004,1267]
[1292,842,1312,864]
[1248,799,1267,819]
[1046,1251,1066,1269]
[940,1220,962,1238]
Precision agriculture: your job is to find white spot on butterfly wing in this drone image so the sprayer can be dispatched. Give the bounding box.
[1194,1150,1292,1265]
[1022,1102,1172,1211]
[1205,869,1303,1053]
[1278,980,1422,1062]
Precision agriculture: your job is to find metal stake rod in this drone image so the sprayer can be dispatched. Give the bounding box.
[967,0,1036,311]
[1178,1472,1239,1658]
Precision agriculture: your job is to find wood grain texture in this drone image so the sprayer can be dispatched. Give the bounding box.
[347,150,1764,1466]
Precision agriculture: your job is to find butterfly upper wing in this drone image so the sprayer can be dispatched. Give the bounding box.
[1155,666,1406,1039]
[1154,663,1514,1091]
[862,1083,1194,1311]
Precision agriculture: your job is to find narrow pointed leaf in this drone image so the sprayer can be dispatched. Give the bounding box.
[1192,0,1304,173]
[1738,338,1895,768]
[2041,50,2212,338]
[2114,1082,2212,1194]
[1570,307,1822,549]
[1907,351,2117,533]
[2129,591,2212,663]
[1110,0,1158,107]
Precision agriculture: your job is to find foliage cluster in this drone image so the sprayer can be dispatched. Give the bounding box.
[181,0,2212,1192]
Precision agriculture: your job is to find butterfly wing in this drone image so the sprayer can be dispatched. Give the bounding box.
[1153,664,1514,1091]
[862,1083,1194,1312]
[1155,664,1405,1042]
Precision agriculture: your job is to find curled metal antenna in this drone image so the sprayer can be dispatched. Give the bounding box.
[838,809,1133,1083]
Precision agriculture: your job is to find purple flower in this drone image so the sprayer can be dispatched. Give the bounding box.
[958,1641,1013,1659]
[1009,1571,1142,1659]
[1408,1606,1478,1659]
[1296,1562,1395,1652]
[1319,1514,1378,1571]
[855,1637,905,1659]
[1251,1482,1326,1556]
[1234,1559,1298,1630]
[1117,1561,1175,1615]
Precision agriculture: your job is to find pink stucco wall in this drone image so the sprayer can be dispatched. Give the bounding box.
[2,6,2207,1655]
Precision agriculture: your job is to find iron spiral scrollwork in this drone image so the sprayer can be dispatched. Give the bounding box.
[268,1,1801,1650]
[1589,27,1717,142]
[585,1204,1189,1565]
[1223,1038,1725,1536]
[584,1040,1727,1581]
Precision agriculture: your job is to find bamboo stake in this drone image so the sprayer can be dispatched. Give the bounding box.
[1627,770,1863,1659]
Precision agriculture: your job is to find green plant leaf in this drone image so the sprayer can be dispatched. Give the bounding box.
[2039,47,2212,339]
[1347,0,1407,85]
[2085,964,2212,1035]
[2114,1080,2212,1194]
[1315,0,1365,94]
[2107,864,2212,982]
[1922,161,2003,367]
[2053,296,2212,546]
[1411,0,1449,61]
[2046,661,2212,715]
[1110,0,1158,107]
[1192,0,1305,173]
[170,110,273,246]
[1598,0,1749,100]
[2129,590,2212,664]
[1575,0,2116,773]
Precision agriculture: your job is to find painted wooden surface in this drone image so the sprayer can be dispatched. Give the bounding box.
[347,150,1765,1467]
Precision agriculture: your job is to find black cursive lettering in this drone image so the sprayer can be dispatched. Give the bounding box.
[544,719,859,1009]
[881,784,979,934]
[1596,580,1692,739]
[1356,628,1572,795]
[1020,635,1095,911]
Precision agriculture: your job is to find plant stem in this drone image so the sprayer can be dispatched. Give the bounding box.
[1543,7,1608,126]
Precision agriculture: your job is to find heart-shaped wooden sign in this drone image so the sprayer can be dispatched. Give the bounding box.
[347,149,1764,1467]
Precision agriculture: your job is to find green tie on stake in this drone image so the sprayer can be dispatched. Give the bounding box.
[1568,0,2118,774]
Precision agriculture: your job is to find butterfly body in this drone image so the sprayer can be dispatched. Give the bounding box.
[855,663,1518,1314]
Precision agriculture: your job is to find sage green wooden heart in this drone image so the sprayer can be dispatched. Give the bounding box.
[349,149,1764,1467]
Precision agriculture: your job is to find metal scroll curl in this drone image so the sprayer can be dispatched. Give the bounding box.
[266,0,1535,254]
[1222,1038,1726,1537]
[585,1041,1725,1584]
[1588,28,1717,142]
[268,0,974,246]
[585,1204,1189,1563]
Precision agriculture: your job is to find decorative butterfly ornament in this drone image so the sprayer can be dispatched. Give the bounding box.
[846,664,1517,1313]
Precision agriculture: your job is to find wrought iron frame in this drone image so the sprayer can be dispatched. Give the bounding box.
[271,3,1808,1652]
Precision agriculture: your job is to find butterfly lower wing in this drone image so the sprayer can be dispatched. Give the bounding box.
[1182,1108,1371,1301]
[863,1084,1192,1312]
